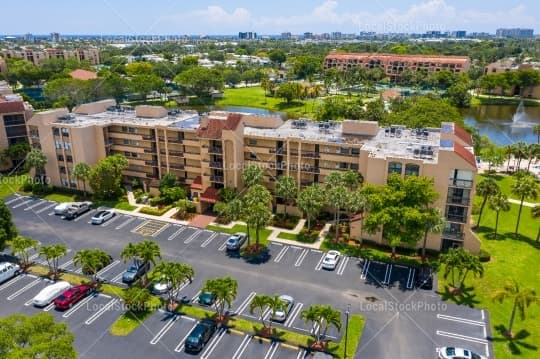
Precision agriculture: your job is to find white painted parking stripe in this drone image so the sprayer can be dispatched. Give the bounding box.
[0,275,26,292]
[167,226,185,241]
[7,278,42,300]
[270,242,283,246]
[337,256,350,276]
[310,249,322,253]
[59,259,74,270]
[48,211,56,216]
[273,246,289,263]
[73,210,96,222]
[437,314,486,326]
[234,292,257,315]
[406,268,415,289]
[291,246,301,250]
[12,199,35,208]
[231,335,252,359]
[5,196,23,205]
[218,240,228,251]
[23,200,47,211]
[436,330,488,344]
[111,272,124,283]
[173,322,199,352]
[183,230,200,244]
[85,298,119,325]
[101,214,121,227]
[115,216,135,230]
[314,252,327,271]
[263,341,280,359]
[294,249,309,267]
[28,252,40,262]
[62,293,97,318]
[200,328,227,359]
[201,232,218,248]
[190,290,202,303]
[296,349,307,359]
[43,303,55,311]
[383,264,392,284]
[284,302,303,327]
[131,220,148,232]
[96,260,120,276]
[152,223,171,237]
[35,202,57,214]
[149,314,179,344]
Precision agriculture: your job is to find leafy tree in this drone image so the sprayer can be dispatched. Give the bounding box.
[0,312,76,359]
[223,68,241,87]
[276,82,303,104]
[440,247,484,290]
[130,73,164,102]
[2,142,30,169]
[244,185,273,247]
[488,192,510,240]
[174,67,224,97]
[43,78,91,110]
[122,287,151,313]
[242,164,263,187]
[516,68,540,97]
[475,177,500,227]
[160,187,186,205]
[103,74,130,103]
[71,162,91,197]
[511,174,538,236]
[531,205,540,242]
[446,82,471,108]
[300,305,342,346]
[324,172,350,240]
[0,200,18,250]
[293,55,322,79]
[217,187,237,203]
[385,96,463,128]
[10,236,38,269]
[297,184,325,231]
[5,59,43,86]
[152,262,194,305]
[347,187,371,244]
[202,276,238,320]
[125,61,154,76]
[420,208,445,259]
[269,49,286,67]
[159,173,178,191]
[480,144,505,172]
[136,240,162,284]
[73,248,111,281]
[492,279,539,337]
[363,98,385,122]
[38,244,67,279]
[89,154,128,199]
[275,176,297,218]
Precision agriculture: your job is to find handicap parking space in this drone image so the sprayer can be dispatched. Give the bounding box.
[113,215,146,231]
[132,219,170,237]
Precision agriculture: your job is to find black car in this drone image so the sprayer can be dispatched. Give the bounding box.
[415,266,434,290]
[184,319,217,353]
[121,261,150,284]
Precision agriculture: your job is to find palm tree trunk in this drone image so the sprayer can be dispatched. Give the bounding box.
[508,300,518,336]
[334,210,338,240]
[459,269,470,289]
[307,214,311,232]
[515,196,525,236]
[536,227,540,242]
[83,180,87,197]
[422,230,428,259]
[494,211,500,239]
[477,197,488,227]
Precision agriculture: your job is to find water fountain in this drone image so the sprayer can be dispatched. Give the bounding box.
[511,100,530,127]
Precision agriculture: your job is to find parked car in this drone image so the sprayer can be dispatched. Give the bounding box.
[198,291,215,306]
[438,347,487,359]
[0,262,20,283]
[91,209,115,224]
[32,281,71,307]
[64,202,92,219]
[225,232,248,251]
[272,295,294,322]
[416,266,434,290]
[54,202,74,215]
[321,250,341,270]
[184,319,217,353]
[152,276,172,295]
[53,284,94,310]
[121,261,150,284]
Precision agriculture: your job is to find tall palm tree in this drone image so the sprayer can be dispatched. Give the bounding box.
[297,184,325,232]
[325,172,349,240]
[73,248,111,282]
[38,244,67,279]
[488,193,511,239]
[71,162,91,197]
[202,276,238,320]
[136,240,162,284]
[275,175,297,218]
[534,124,540,144]
[421,208,445,259]
[318,305,342,342]
[301,305,342,346]
[511,174,538,236]
[513,141,528,170]
[346,188,370,243]
[10,235,39,270]
[120,242,138,264]
[531,205,540,242]
[492,279,539,338]
[475,177,500,227]
[25,148,48,185]
[152,262,194,306]
[249,294,272,331]
[343,170,363,191]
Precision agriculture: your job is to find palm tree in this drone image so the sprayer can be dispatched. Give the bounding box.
[325,172,349,240]
[531,205,540,242]
[511,174,538,236]
[525,144,539,171]
[244,185,273,247]
[301,305,342,347]
[475,177,500,227]
[202,276,238,321]
[492,279,539,338]
[120,242,138,264]
[152,262,194,306]
[488,193,511,239]
[297,184,325,232]
[534,124,540,144]
[343,170,362,191]
[136,240,162,284]
[38,244,67,279]
[10,236,39,270]
[242,164,263,188]
[421,208,445,259]
[71,162,91,197]
[513,141,528,170]
[275,175,297,218]
[73,248,111,282]
[440,247,484,291]
[346,188,370,243]
[25,148,48,186]
[249,294,272,331]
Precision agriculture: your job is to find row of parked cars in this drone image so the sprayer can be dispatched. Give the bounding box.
[54,201,115,224]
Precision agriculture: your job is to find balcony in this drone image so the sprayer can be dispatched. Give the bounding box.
[166,138,183,144]
[145,161,158,167]
[269,148,287,154]
[210,175,224,183]
[301,151,320,158]
[447,196,471,206]
[143,148,156,154]
[301,166,320,174]
[141,135,154,141]
[169,164,185,170]
[160,150,183,157]
[208,147,223,154]
[146,173,155,178]
[448,178,473,188]
[441,230,465,241]
[446,214,467,223]
[209,161,223,168]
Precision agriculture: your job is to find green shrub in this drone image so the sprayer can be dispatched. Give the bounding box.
[272,213,300,230]
[21,178,33,192]
[477,249,491,262]
[296,228,320,243]
[139,205,172,216]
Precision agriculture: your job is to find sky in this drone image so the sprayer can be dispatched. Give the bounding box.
[1,0,538,35]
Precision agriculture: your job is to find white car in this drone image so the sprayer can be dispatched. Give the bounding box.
[54,202,74,215]
[32,281,71,307]
[321,250,341,270]
[272,295,294,322]
[152,280,172,295]
[91,209,115,224]
[438,347,487,359]
[0,262,20,283]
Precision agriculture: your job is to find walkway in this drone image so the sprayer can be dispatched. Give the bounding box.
[508,198,539,208]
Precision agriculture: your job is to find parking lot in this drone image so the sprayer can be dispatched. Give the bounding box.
[3,193,494,359]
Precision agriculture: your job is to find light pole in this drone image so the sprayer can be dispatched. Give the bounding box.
[344,303,351,359]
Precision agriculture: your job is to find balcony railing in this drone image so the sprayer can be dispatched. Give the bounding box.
[208,147,223,154]
[160,150,183,157]
[141,135,154,141]
[169,164,184,170]
[446,196,471,206]
[210,161,223,168]
[210,175,224,183]
[269,148,287,154]
[446,214,467,223]
[167,138,183,144]
[143,148,156,154]
[301,151,320,158]
[301,166,320,174]
[448,178,473,188]
[145,161,158,167]
[146,173,155,178]
[441,231,465,240]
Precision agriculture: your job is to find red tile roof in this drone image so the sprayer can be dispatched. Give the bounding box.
[197,113,242,139]
[454,142,477,169]
[69,69,97,81]
[0,97,25,114]
[200,187,219,203]
[190,176,202,190]
[324,53,470,64]
[453,124,473,146]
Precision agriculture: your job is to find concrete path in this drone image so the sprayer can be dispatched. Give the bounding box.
[508,198,539,208]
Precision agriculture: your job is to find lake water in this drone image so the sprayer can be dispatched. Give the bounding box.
[462,105,540,145]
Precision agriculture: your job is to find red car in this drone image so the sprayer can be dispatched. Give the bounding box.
[53,284,94,310]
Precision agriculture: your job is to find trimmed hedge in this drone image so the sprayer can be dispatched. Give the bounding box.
[139,205,173,216]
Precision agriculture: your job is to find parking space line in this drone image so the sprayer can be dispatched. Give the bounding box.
[232,335,253,359]
[115,216,135,230]
[7,278,42,300]
[294,249,309,267]
[167,226,186,241]
[273,246,289,263]
[59,259,74,270]
[296,349,307,359]
[284,302,303,327]
[218,239,228,251]
[35,202,57,214]
[270,242,283,246]
[5,196,23,205]
[43,303,55,311]
[73,210,96,222]
[183,230,200,244]
[234,292,257,314]
[314,252,327,271]
[12,199,35,209]
[101,214,122,227]
[96,260,120,277]
[131,220,148,233]
[383,264,392,284]
[0,275,26,292]
[190,290,202,303]
[406,268,415,289]
[263,341,280,359]
[437,314,486,326]
[111,272,124,283]
[436,330,488,344]
[173,322,199,352]
[360,260,370,280]
[85,298,119,325]
[201,232,218,248]
[62,293,97,318]
[310,249,322,253]
[200,328,227,359]
[149,314,179,344]
[48,210,56,216]
[23,200,47,211]
[151,223,171,237]
[337,256,350,276]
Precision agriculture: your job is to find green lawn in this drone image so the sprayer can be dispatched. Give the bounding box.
[472,95,540,107]
[0,173,29,198]
[215,86,320,118]
[206,223,272,246]
[277,232,298,240]
[439,198,540,359]
[477,173,537,202]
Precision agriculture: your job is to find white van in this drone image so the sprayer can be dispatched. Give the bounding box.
[0,262,21,283]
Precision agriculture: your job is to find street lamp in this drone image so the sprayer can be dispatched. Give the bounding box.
[344,303,351,359]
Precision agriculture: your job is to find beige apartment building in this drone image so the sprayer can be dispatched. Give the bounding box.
[27,100,479,253]
[1,48,100,66]
[484,60,540,99]
[324,53,471,81]
[0,57,7,78]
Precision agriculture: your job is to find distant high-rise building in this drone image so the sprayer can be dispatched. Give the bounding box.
[24,33,34,42]
[238,32,257,40]
[331,32,342,40]
[50,32,60,42]
[303,32,313,40]
[496,28,534,38]
[451,31,467,38]
[281,32,292,40]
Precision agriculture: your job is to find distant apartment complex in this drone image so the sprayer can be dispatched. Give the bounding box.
[0,57,7,77]
[484,60,540,99]
[496,28,534,38]
[323,53,471,81]
[1,47,100,66]
[238,32,257,40]
[27,100,479,253]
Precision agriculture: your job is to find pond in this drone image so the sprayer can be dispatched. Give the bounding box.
[462,104,540,145]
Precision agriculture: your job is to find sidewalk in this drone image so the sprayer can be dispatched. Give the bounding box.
[508,198,539,207]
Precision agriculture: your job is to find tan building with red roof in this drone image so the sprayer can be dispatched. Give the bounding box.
[324,53,471,81]
[1,47,100,66]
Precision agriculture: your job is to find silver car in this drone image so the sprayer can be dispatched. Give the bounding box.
[272,295,294,322]
[438,347,487,359]
[91,210,115,224]
[54,202,74,215]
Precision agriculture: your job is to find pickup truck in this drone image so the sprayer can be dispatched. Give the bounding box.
[64,202,92,219]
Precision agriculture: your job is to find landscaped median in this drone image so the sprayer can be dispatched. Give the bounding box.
[206,223,272,247]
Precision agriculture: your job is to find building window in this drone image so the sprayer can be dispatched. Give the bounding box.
[55,140,63,149]
[66,155,73,163]
[63,142,71,151]
[388,162,402,175]
[248,138,257,146]
[249,152,257,160]
[59,166,67,174]
[340,147,349,155]
[3,114,25,126]
[52,127,60,136]
[60,178,68,187]
[70,180,77,188]
[405,164,420,176]
[340,162,348,169]
[57,155,64,162]
[61,128,69,137]
[449,169,473,188]
[351,148,360,155]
